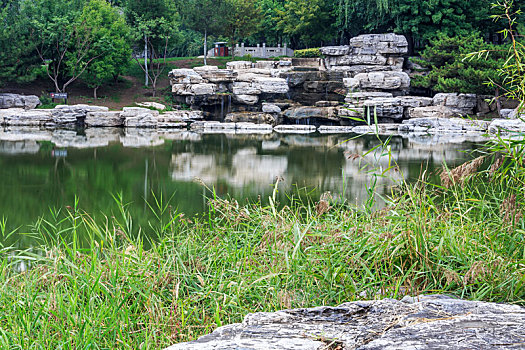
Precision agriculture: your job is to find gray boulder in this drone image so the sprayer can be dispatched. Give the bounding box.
[224,112,276,125]
[349,33,409,55]
[488,119,525,134]
[262,103,282,114]
[353,71,410,90]
[320,46,350,56]
[85,112,124,127]
[0,109,53,126]
[165,295,525,350]
[0,93,41,110]
[432,93,477,116]
[408,106,456,119]
[284,106,339,121]
[233,94,259,105]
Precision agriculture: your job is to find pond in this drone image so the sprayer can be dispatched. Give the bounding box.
[0,128,482,247]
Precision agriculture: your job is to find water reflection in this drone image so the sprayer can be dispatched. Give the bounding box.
[0,127,481,246]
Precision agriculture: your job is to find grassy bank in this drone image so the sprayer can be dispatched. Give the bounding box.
[0,146,524,349]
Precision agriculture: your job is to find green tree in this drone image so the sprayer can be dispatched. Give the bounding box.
[181,0,225,65]
[79,0,131,99]
[277,0,334,48]
[391,0,495,52]
[125,0,181,96]
[0,1,41,85]
[222,0,262,57]
[334,0,392,43]
[413,33,507,107]
[24,0,108,93]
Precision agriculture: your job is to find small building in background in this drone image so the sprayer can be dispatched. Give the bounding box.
[208,43,294,58]
[214,42,229,57]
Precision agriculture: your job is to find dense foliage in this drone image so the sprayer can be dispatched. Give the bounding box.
[0,0,523,95]
[412,33,508,95]
[294,48,323,58]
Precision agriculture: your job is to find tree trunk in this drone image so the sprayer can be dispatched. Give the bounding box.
[204,29,208,66]
[495,87,502,116]
[94,86,99,99]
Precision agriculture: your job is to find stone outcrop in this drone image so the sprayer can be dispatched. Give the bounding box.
[432,93,477,116]
[167,33,501,126]
[169,62,292,118]
[0,105,202,128]
[0,93,41,110]
[488,118,525,134]
[165,295,525,350]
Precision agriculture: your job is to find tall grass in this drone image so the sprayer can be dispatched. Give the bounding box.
[0,154,524,349]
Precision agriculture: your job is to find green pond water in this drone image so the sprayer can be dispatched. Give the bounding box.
[0,129,481,247]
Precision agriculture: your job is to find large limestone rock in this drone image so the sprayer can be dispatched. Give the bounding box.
[51,104,109,124]
[124,113,159,128]
[432,93,477,116]
[233,94,259,105]
[0,109,53,126]
[0,93,41,110]
[85,111,123,127]
[172,83,217,96]
[488,119,525,134]
[320,46,350,56]
[352,71,410,90]
[345,92,394,105]
[121,107,160,118]
[362,97,404,120]
[349,33,409,55]
[284,106,339,121]
[232,82,262,95]
[198,69,238,83]
[326,54,388,67]
[408,105,456,119]
[224,112,276,125]
[226,61,253,70]
[169,69,204,84]
[166,295,524,350]
[252,77,290,94]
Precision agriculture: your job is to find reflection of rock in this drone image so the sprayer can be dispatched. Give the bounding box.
[51,128,120,149]
[0,127,53,142]
[0,140,40,154]
[171,149,288,192]
[274,125,316,134]
[120,129,165,148]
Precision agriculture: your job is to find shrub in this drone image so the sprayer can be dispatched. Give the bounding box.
[294,48,324,58]
[412,33,507,95]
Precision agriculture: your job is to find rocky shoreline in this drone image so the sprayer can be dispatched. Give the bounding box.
[165,295,525,350]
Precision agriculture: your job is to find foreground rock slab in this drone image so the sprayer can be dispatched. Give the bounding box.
[165,295,525,350]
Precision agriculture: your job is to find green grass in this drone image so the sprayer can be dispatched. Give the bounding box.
[0,140,524,349]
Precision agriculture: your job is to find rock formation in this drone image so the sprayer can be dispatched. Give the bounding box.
[165,295,525,350]
[169,33,500,127]
[0,93,41,110]
[0,105,203,128]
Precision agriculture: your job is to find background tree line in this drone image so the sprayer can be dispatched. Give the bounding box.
[0,0,523,96]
